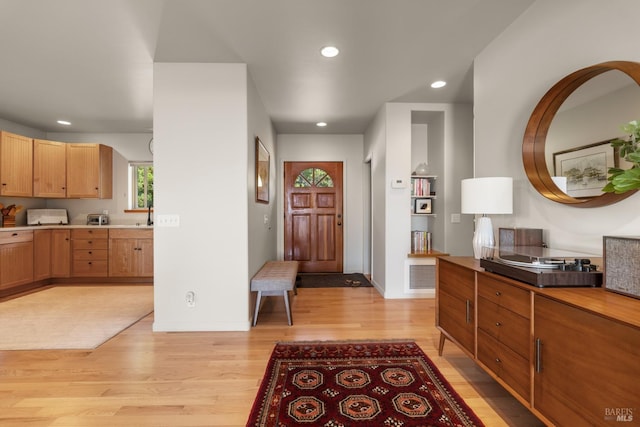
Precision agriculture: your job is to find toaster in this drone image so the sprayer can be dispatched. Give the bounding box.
[87,213,109,225]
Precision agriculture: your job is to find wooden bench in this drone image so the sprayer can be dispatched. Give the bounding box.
[251,260,298,326]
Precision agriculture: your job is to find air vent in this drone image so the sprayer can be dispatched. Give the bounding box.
[409,264,435,290]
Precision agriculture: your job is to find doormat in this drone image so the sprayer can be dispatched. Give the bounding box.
[296,273,372,288]
[247,340,485,426]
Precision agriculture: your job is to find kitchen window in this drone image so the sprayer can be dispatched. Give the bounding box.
[129,162,154,209]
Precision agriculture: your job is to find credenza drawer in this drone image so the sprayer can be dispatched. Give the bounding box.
[478,272,530,318]
[478,329,530,401]
[478,297,530,358]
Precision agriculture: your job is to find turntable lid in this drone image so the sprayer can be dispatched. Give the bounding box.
[497,245,600,266]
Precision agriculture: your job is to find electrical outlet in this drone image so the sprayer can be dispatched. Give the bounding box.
[185,291,195,307]
[157,214,180,227]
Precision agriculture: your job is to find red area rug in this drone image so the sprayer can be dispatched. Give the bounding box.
[247,340,485,426]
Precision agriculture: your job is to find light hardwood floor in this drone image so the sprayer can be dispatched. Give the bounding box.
[0,286,546,426]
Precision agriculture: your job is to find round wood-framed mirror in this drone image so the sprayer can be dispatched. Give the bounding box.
[522,61,640,207]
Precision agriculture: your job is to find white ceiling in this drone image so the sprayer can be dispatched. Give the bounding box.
[0,0,534,135]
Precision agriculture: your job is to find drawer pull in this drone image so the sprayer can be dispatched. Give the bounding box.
[495,358,501,363]
[495,322,501,327]
[535,338,543,373]
[495,291,501,296]
[88,251,92,255]
[12,232,18,236]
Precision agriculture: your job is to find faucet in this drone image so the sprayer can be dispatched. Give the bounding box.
[147,205,153,226]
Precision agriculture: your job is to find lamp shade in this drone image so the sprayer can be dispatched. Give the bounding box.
[461,177,513,214]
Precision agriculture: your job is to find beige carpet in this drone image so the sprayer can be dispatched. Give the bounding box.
[0,285,154,350]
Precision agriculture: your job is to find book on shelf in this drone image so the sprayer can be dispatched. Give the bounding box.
[411,230,432,252]
[411,178,432,197]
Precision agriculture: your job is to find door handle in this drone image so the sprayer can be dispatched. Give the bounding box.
[337,222,342,226]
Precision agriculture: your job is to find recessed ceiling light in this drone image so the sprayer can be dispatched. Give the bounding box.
[430,80,447,89]
[57,120,72,125]
[316,122,327,127]
[320,46,339,58]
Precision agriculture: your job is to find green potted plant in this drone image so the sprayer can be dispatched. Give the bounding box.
[604,120,640,193]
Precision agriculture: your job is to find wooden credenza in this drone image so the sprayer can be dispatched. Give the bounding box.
[437,256,640,427]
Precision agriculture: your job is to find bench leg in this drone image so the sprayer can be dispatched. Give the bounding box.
[252,291,263,326]
[283,290,292,326]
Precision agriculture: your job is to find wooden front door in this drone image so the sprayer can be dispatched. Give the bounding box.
[284,162,343,273]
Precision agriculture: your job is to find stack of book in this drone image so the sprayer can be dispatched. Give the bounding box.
[411,231,432,253]
[411,178,431,196]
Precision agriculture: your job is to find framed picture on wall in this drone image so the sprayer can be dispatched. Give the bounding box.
[256,137,270,203]
[553,140,616,198]
[415,198,432,214]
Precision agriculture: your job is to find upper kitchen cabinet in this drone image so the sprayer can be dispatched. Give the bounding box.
[66,143,113,199]
[33,139,67,198]
[0,131,33,197]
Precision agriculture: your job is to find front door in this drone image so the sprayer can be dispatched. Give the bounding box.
[284,162,343,273]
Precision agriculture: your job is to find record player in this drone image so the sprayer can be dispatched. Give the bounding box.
[480,245,603,288]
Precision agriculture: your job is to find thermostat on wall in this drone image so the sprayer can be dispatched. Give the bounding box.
[391,178,407,189]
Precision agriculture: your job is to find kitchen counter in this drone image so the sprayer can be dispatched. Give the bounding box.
[1,224,154,231]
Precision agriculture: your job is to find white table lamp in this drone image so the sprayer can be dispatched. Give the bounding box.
[461,177,513,259]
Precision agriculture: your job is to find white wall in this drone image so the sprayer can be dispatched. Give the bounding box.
[276,134,365,273]
[474,0,640,254]
[0,119,45,140]
[364,107,388,292]
[153,63,250,331]
[247,72,278,312]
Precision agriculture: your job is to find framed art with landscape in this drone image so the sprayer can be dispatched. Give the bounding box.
[553,140,616,198]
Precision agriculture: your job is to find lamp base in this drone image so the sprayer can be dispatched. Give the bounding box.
[472,216,494,259]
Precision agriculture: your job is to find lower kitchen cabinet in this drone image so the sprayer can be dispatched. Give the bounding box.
[0,230,34,291]
[109,228,153,277]
[0,226,153,298]
[71,228,108,277]
[33,229,52,281]
[51,229,71,277]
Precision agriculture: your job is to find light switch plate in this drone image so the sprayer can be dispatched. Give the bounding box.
[157,214,180,227]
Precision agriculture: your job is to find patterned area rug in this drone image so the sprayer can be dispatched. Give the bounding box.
[247,340,484,426]
[296,273,373,288]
